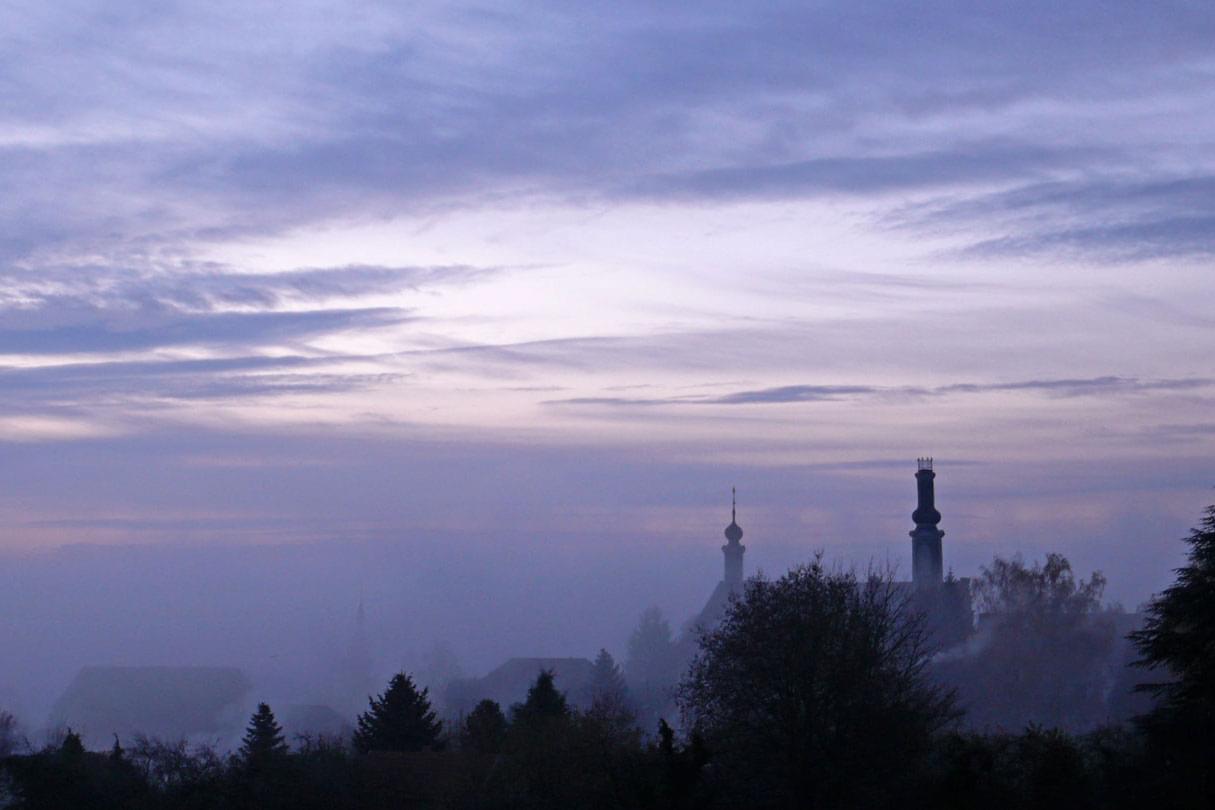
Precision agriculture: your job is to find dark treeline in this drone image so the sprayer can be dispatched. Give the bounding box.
[2,505,1213,809]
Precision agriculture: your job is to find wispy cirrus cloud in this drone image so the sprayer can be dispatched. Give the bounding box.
[0,263,504,356]
[0,354,405,409]
[547,375,1215,408]
[0,305,411,355]
[620,144,1104,203]
[893,175,1215,261]
[4,1,1214,264]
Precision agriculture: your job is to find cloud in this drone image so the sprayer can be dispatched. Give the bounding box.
[0,263,493,311]
[936,376,1215,396]
[895,175,1215,260]
[0,263,504,358]
[4,1,1214,265]
[0,355,406,409]
[712,384,882,404]
[620,144,1099,203]
[0,305,411,355]
[546,375,1215,407]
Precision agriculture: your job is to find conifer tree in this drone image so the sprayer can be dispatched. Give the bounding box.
[1132,504,1215,735]
[510,669,569,725]
[460,699,507,754]
[60,729,85,760]
[583,648,631,715]
[353,673,442,753]
[239,703,289,765]
[625,607,679,691]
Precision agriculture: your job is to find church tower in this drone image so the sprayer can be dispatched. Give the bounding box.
[723,487,745,591]
[910,458,944,588]
[694,489,749,629]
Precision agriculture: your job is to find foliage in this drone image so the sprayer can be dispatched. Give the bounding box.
[653,719,711,810]
[626,608,680,688]
[626,607,683,729]
[460,699,507,754]
[939,553,1116,732]
[1132,504,1215,714]
[679,556,957,810]
[584,648,632,715]
[238,702,288,765]
[925,726,1158,810]
[972,552,1106,617]
[1130,503,1215,804]
[353,672,443,754]
[0,711,24,758]
[510,669,570,726]
[486,671,654,810]
[128,736,229,808]
[8,537,1215,808]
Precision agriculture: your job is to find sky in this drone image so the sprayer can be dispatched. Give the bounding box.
[1,1,1214,719]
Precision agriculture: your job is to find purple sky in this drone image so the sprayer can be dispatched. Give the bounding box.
[1,2,1213,720]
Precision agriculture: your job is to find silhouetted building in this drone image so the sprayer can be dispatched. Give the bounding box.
[278,703,351,741]
[911,458,945,587]
[693,489,747,630]
[48,666,250,749]
[899,460,973,649]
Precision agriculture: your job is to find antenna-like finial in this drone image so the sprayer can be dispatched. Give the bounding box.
[732,486,736,522]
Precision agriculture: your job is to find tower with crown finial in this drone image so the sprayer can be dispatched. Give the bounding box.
[910,458,944,588]
[723,487,745,591]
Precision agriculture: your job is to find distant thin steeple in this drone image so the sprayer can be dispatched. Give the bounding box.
[723,487,745,589]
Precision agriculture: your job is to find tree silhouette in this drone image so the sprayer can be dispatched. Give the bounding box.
[460,699,507,754]
[60,729,85,760]
[679,557,956,809]
[0,710,21,758]
[1133,504,1215,714]
[583,648,630,712]
[239,703,288,766]
[941,553,1115,731]
[353,673,442,753]
[625,607,679,692]
[511,670,569,725]
[1131,503,1215,801]
[625,607,682,728]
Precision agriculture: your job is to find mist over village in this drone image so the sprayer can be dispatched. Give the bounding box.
[2,2,1214,809]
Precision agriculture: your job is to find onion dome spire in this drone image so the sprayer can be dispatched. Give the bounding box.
[722,487,745,588]
[724,486,744,543]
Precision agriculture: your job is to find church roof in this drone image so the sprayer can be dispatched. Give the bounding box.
[49,665,250,748]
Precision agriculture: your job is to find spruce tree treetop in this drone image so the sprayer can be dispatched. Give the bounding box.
[625,607,677,688]
[60,729,85,760]
[460,699,507,755]
[353,672,443,753]
[239,702,288,765]
[511,669,569,725]
[584,648,631,717]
